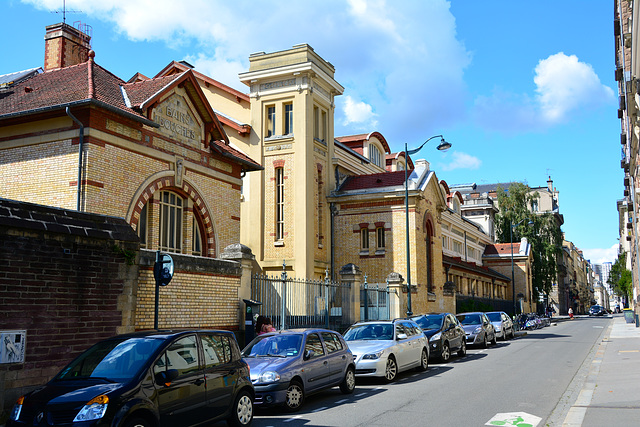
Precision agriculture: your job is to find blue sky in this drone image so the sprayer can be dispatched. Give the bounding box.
[2,0,620,264]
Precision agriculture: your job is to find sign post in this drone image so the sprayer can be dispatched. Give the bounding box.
[154,251,174,329]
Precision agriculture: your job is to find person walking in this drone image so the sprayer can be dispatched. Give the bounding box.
[568,307,574,319]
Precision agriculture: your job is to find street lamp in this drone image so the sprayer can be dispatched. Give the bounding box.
[510,218,533,316]
[404,135,451,316]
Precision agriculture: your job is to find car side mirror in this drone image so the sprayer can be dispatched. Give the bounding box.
[303,350,314,360]
[155,369,179,387]
[396,333,408,340]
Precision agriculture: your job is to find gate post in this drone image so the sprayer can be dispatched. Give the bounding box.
[387,272,405,319]
[221,244,256,335]
[340,263,363,325]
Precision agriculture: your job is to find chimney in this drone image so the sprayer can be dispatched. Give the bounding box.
[547,176,553,192]
[44,23,91,71]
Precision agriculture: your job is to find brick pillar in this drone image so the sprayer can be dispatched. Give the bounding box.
[339,263,362,324]
[387,272,405,319]
[220,244,256,332]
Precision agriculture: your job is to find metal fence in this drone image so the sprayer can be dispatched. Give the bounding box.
[251,267,353,332]
[361,281,391,321]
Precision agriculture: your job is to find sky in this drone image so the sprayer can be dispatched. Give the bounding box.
[2,0,621,265]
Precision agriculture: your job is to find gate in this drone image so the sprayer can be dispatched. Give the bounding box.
[361,278,391,321]
[251,266,353,332]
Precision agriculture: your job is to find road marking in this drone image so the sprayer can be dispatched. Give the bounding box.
[283,415,303,423]
[619,350,639,353]
[486,411,541,426]
[335,399,349,404]
[355,392,367,397]
[312,406,328,412]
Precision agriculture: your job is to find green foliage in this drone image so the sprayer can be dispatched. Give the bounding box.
[608,252,632,299]
[457,298,493,313]
[112,244,137,265]
[494,183,563,299]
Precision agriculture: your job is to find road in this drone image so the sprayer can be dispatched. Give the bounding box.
[248,316,611,427]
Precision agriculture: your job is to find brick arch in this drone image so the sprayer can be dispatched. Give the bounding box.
[128,174,218,257]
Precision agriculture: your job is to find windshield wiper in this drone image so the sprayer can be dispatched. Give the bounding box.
[258,353,285,358]
[57,376,117,383]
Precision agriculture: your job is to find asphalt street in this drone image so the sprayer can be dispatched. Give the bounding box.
[240,316,612,427]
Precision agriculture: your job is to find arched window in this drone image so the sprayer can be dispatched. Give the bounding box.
[370,145,382,168]
[159,191,183,253]
[425,220,434,292]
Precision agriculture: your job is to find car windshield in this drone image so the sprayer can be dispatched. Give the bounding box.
[486,313,502,322]
[413,315,444,330]
[343,323,394,341]
[242,334,302,358]
[55,337,163,383]
[457,314,481,325]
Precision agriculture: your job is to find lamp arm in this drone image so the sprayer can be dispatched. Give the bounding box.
[406,135,443,156]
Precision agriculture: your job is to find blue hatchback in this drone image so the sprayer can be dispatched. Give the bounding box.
[242,329,355,411]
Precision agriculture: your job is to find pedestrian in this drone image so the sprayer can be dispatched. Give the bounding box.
[568,307,574,319]
[257,316,276,335]
[547,305,553,318]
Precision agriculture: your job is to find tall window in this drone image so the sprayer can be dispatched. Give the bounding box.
[360,228,369,252]
[376,226,385,250]
[275,167,284,241]
[284,103,293,135]
[313,106,319,140]
[425,221,434,292]
[370,145,382,167]
[138,203,148,248]
[192,216,202,256]
[321,110,327,142]
[159,191,183,253]
[317,168,323,246]
[266,105,276,137]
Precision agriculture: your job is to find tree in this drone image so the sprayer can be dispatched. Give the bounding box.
[494,183,563,300]
[609,252,632,302]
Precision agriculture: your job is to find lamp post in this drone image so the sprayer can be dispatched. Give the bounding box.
[510,218,533,316]
[404,135,451,316]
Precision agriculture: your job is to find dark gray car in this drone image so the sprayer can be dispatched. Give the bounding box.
[411,313,466,362]
[242,329,355,412]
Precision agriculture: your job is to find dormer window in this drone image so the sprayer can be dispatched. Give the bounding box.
[453,198,460,213]
[370,145,382,168]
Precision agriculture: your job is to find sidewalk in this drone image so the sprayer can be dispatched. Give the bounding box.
[560,314,640,426]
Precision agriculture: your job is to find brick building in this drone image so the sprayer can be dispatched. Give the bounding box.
[0,22,261,332]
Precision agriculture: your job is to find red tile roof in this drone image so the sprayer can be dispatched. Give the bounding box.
[484,243,519,255]
[339,170,407,191]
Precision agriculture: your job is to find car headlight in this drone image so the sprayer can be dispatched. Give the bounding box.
[73,395,109,422]
[430,332,441,342]
[10,396,24,421]
[258,371,281,383]
[473,327,483,334]
[362,350,384,360]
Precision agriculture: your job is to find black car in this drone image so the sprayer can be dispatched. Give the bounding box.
[589,305,607,316]
[7,330,254,427]
[411,313,466,362]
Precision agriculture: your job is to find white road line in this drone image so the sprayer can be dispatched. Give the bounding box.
[283,415,303,423]
[355,392,367,397]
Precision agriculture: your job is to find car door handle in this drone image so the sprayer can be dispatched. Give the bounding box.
[323,361,328,365]
[194,378,204,386]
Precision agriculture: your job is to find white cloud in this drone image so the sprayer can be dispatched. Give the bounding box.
[342,96,378,129]
[534,53,615,124]
[472,53,615,132]
[582,244,619,265]
[439,151,481,171]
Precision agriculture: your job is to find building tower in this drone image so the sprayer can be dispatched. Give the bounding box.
[239,44,344,278]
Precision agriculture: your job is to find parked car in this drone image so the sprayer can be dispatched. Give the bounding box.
[343,319,429,382]
[485,311,515,340]
[589,305,607,316]
[7,330,254,427]
[411,313,466,362]
[242,328,355,412]
[456,312,497,348]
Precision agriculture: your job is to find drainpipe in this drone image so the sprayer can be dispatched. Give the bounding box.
[66,107,84,211]
[330,203,337,281]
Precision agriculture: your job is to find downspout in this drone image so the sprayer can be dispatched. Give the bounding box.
[66,107,84,211]
[330,202,337,281]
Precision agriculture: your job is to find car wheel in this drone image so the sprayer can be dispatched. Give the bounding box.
[123,417,151,427]
[418,348,429,371]
[285,380,304,412]
[227,390,253,427]
[340,367,356,394]
[457,339,467,357]
[440,342,450,362]
[384,356,398,382]
[491,332,497,345]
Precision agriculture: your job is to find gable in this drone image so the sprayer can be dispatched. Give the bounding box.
[153,91,204,148]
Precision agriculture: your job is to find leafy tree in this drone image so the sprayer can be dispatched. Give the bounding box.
[608,252,632,301]
[494,183,563,300]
